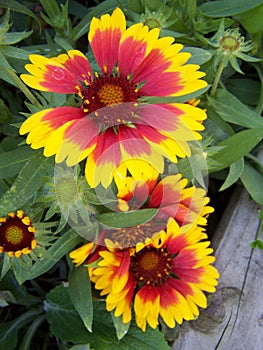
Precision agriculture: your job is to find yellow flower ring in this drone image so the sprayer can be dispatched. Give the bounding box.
[20,8,207,188]
[0,210,36,258]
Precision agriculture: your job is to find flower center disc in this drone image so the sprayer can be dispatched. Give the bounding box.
[5,226,23,244]
[131,247,172,285]
[98,84,124,106]
[83,74,139,110]
[0,217,34,252]
[220,36,240,51]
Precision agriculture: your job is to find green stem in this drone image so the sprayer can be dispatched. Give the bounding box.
[256,212,263,241]
[253,63,263,115]
[210,55,228,97]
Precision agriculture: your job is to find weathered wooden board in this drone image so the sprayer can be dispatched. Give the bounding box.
[172,187,263,350]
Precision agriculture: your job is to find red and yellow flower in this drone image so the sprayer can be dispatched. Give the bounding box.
[20,8,207,188]
[0,210,36,258]
[73,218,219,331]
[114,162,213,231]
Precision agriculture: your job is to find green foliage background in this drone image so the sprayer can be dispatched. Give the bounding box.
[0,0,263,348]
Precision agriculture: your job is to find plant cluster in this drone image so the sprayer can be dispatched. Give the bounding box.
[0,0,262,349]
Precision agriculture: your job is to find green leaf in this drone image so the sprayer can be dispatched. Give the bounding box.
[69,346,90,350]
[45,285,170,349]
[40,0,61,19]
[0,146,34,179]
[1,45,29,60]
[0,51,12,69]
[235,3,263,34]
[0,98,11,124]
[182,47,212,65]
[0,290,15,307]
[0,155,47,217]
[141,85,210,104]
[0,253,11,280]
[95,208,158,228]
[200,0,263,17]
[19,315,46,350]
[0,311,38,350]
[226,79,261,106]
[250,239,263,249]
[0,31,32,45]
[205,106,234,144]
[18,229,83,284]
[54,36,74,51]
[219,158,244,191]
[111,313,130,340]
[68,266,93,332]
[45,285,91,344]
[210,129,263,172]
[0,0,40,22]
[241,162,263,205]
[89,303,169,350]
[208,89,263,129]
[0,271,37,305]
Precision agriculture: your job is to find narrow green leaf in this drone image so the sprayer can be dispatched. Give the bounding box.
[0,155,47,217]
[219,158,244,191]
[54,36,74,51]
[0,31,32,45]
[0,51,12,69]
[205,106,234,144]
[0,271,37,305]
[0,291,15,307]
[40,0,61,19]
[0,253,11,280]
[141,85,210,104]
[0,147,34,179]
[200,0,263,17]
[95,208,158,228]
[1,46,29,60]
[0,311,38,350]
[18,230,83,284]
[208,89,263,129]
[111,313,130,340]
[0,0,40,23]
[5,69,41,107]
[69,266,93,332]
[210,129,263,172]
[241,162,263,205]
[19,315,46,350]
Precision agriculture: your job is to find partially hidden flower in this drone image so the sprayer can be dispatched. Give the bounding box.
[69,241,95,267]
[203,20,260,74]
[0,210,36,258]
[114,163,214,231]
[80,218,219,331]
[20,7,207,188]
